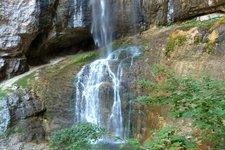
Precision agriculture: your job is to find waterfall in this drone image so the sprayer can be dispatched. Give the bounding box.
[208,0,213,6]
[68,0,84,27]
[167,0,174,24]
[75,47,140,139]
[0,99,10,134]
[73,0,83,27]
[90,0,112,55]
[74,0,141,142]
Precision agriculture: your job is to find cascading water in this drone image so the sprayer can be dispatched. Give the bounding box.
[90,0,112,55]
[0,99,10,134]
[167,0,174,24]
[72,0,83,27]
[75,47,140,139]
[208,0,213,6]
[74,0,141,142]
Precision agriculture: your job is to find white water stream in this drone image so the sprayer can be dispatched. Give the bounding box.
[90,0,112,55]
[167,0,174,24]
[74,46,140,139]
[74,0,141,141]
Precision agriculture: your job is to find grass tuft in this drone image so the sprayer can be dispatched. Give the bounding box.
[14,72,36,88]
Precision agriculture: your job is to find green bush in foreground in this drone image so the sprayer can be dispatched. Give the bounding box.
[137,64,225,149]
[50,122,106,150]
[121,127,194,150]
[144,127,195,150]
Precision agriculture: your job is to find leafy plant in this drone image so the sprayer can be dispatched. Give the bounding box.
[144,127,195,150]
[50,122,106,150]
[137,64,225,149]
[120,138,144,150]
[204,40,215,54]
[177,35,187,46]
[165,36,176,57]
[165,35,187,57]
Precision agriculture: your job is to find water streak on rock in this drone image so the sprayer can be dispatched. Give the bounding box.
[167,0,174,24]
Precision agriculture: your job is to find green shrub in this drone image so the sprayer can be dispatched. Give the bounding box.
[145,127,195,150]
[120,127,195,150]
[204,41,215,54]
[165,35,187,57]
[177,35,187,46]
[137,64,225,149]
[50,122,106,150]
[120,138,144,150]
[165,36,176,57]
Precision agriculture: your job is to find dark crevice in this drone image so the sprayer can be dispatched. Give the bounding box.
[26,0,93,67]
[27,37,95,66]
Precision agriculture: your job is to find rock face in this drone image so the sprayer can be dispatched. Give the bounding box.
[128,17,225,143]
[0,0,91,80]
[0,89,46,142]
[0,0,225,80]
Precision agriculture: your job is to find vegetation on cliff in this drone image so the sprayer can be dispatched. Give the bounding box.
[135,64,225,149]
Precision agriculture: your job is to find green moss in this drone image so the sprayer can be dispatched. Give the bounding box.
[165,36,176,57]
[14,72,36,88]
[42,51,98,77]
[205,41,215,54]
[0,90,9,98]
[0,127,24,138]
[68,51,98,64]
[181,17,225,30]
[165,34,187,57]
[177,35,187,46]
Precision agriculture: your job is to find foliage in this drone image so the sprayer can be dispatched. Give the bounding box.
[165,36,176,57]
[144,127,195,150]
[0,90,9,99]
[137,64,225,149]
[0,126,24,138]
[14,72,36,88]
[120,127,195,150]
[177,35,187,47]
[165,35,187,57]
[50,122,106,150]
[180,17,225,29]
[120,138,144,150]
[204,40,215,54]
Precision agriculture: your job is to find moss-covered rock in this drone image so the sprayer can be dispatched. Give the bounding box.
[30,51,98,138]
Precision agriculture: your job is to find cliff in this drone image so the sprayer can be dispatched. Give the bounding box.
[1,0,225,80]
